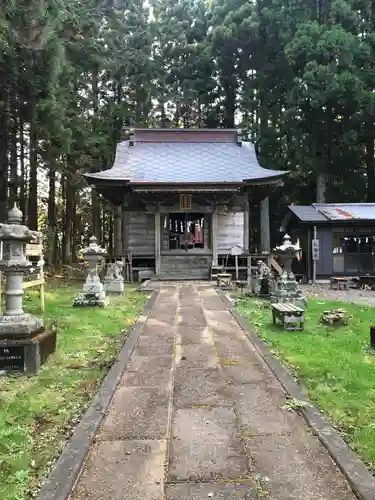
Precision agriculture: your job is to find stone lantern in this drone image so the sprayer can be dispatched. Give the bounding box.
[274,234,301,278]
[0,205,56,374]
[74,236,107,307]
[270,234,306,309]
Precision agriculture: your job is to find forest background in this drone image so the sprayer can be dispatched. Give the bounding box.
[1,0,374,265]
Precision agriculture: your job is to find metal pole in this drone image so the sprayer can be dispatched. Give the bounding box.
[313,225,317,285]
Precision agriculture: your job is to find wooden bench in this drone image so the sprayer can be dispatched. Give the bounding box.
[272,303,304,331]
[330,276,351,290]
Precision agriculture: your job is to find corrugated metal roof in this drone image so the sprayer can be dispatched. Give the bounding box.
[288,203,375,223]
[288,205,328,222]
[314,203,375,221]
[85,140,286,184]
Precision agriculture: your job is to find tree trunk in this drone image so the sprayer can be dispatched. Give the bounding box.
[91,68,102,239]
[28,98,38,230]
[0,80,9,221]
[91,189,102,240]
[47,167,57,266]
[63,172,75,265]
[365,122,375,201]
[222,75,236,128]
[19,114,27,219]
[71,190,78,262]
[9,91,18,208]
[316,173,327,203]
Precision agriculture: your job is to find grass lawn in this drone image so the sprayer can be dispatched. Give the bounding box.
[236,295,375,472]
[0,281,147,500]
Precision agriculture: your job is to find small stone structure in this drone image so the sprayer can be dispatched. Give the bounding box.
[104,259,124,295]
[253,260,273,297]
[321,308,349,326]
[0,205,56,374]
[270,234,307,309]
[74,236,107,307]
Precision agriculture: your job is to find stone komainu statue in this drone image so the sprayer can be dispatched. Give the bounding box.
[256,260,272,279]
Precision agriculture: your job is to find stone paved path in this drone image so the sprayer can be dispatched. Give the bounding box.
[71,283,355,500]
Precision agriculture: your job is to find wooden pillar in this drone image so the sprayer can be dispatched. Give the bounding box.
[260,196,271,252]
[211,204,218,266]
[155,204,161,274]
[122,209,129,254]
[243,198,250,252]
[244,197,251,283]
[114,205,123,257]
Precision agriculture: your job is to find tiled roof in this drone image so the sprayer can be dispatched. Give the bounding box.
[85,131,287,184]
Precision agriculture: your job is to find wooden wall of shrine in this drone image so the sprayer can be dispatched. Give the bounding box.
[124,208,246,256]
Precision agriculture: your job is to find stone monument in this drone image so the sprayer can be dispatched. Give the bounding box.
[270,234,307,309]
[0,205,56,374]
[103,259,124,295]
[73,236,107,307]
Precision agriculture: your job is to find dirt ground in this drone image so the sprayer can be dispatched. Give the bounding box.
[301,283,375,306]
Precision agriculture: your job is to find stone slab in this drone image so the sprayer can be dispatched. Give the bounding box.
[232,384,299,435]
[126,355,173,371]
[205,309,235,322]
[97,386,170,440]
[223,363,280,387]
[177,326,209,345]
[168,407,247,481]
[122,366,172,387]
[200,300,227,311]
[208,319,242,334]
[214,336,257,364]
[179,343,219,369]
[178,311,206,328]
[246,432,356,500]
[144,317,174,329]
[141,323,175,336]
[174,367,231,407]
[133,335,174,356]
[165,482,258,499]
[71,440,166,500]
[148,310,176,324]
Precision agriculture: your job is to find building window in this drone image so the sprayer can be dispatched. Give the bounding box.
[333,234,375,274]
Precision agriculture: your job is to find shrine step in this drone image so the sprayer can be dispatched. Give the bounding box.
[159,255,211,280]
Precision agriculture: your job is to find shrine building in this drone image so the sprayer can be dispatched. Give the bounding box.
[85,128,287,280]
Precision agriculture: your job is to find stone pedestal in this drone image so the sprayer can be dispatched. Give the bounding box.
[74,236,107,307]
[0,205,56,375]
[270,274,307,309]
[103,260,124,296]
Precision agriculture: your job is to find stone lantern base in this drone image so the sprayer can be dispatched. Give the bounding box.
[270,274,307,310]
[103,278,124,295]
[0,317,57,375]
[73,288,107,307]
